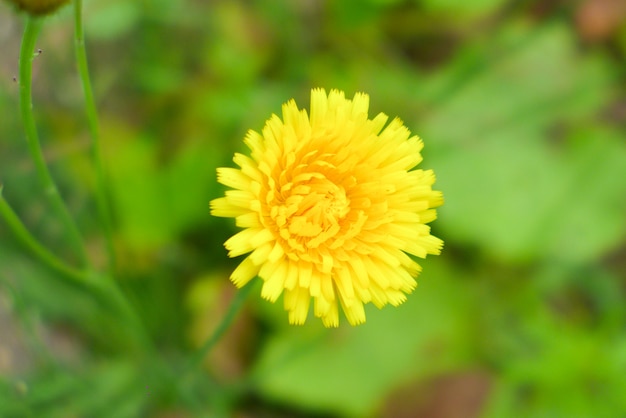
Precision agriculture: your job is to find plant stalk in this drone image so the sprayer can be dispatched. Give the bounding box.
[19,17,88,267]
[74,0,116,271]
[185,283,255,376]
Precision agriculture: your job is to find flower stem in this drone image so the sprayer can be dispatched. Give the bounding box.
[70,1,149,351]
[91,272,154,353]
[0,186,85,284]
[19,17,88,267]
[1,186,152,353]
[172,284,254,412]
[73,0,116,271]
[184,283,255,375]
[14,14,152,360]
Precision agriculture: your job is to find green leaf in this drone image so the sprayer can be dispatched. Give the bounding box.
[422,24,625,263]
[420,0,508,18]
[250,258,475,417]
[106,129,218,252]
[85,2,140,40]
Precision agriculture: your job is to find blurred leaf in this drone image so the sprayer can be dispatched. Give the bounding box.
[419,0,508,18]
[250,258,477,417]
[480,265,626,418]
[484,314,626,417]
[0,245,142,352]
[422,23,626,263]
[105,125,218,252]
[85,2,141,40]
[205,2,273,85]
[0,361,147,418]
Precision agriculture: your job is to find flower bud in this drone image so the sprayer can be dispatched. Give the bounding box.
[4,0,71,16]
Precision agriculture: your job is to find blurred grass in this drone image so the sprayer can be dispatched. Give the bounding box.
[1,0,625,417]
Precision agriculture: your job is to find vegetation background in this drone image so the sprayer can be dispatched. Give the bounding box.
[1,0,625,417]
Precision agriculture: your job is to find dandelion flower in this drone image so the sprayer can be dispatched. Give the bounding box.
[211,88,443,327]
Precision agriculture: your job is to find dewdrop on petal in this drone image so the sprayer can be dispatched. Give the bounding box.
[211,88,443,327]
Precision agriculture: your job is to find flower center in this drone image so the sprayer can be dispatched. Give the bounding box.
[272,172,351,250]
[294,179,349,230]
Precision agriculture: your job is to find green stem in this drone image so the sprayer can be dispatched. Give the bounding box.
[184,284,255,375]
[74,0,116,271]
[171,284,254,412]
[65,14,150,340]
[19,17,88,267]
[0,187,85,284]
[1,187,151,353]
[14,15,152,360]
[91,273,154,353]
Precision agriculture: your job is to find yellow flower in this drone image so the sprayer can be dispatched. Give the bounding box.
[211,88,443,327]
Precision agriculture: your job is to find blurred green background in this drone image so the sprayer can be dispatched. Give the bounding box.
[1,0,626,417]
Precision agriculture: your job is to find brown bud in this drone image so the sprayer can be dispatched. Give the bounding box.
[4,0,71,16]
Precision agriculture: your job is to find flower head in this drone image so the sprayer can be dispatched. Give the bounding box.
[211,88,443,327]
[4,0,70,15]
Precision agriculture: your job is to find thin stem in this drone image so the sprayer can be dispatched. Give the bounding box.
[184,284,255,376]
[19,17,88,267]
[14,15,152,360]
[91,272,154,353]
[74,0,116,271]
[1,188,152,353]
[171,284,254,412]
[0,187,86,284]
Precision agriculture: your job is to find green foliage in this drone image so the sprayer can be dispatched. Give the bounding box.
[0,0,624,417]
[106,132,218,251]
[251,258,475,417]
